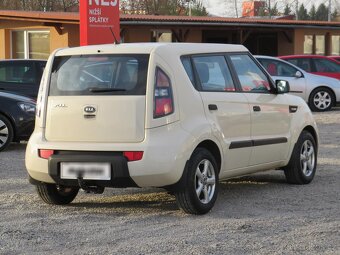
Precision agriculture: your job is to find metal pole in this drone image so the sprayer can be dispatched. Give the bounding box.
[234,0,238,18]
[328,0,331,21]
[296,0,298,20]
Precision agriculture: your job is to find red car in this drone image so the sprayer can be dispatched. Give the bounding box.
[328,56,340,63]
[280,55,340,80]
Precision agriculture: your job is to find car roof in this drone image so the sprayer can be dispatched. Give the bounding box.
[280,55,332,59]
[54,43,248,57]
[0,59,46,63]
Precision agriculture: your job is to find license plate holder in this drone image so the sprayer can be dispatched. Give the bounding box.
[60,162,111,180]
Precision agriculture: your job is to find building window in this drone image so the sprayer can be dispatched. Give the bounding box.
[315,35,325,55]
[304,35,313,54]
[11,30,50,59]
[304,34,325,55]
[152,30,173,42]
[331,36,340,55]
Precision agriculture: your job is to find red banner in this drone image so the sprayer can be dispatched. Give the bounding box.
[80,0,120,46]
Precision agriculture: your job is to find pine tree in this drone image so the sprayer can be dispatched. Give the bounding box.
[283,4,291,15]
[297,4,309,20]
[309,5,316,20]
[315,3,328,21]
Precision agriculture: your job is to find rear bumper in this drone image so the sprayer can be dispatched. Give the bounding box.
[25,123,194,188]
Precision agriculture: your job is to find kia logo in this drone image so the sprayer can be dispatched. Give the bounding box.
[84,106,96,114]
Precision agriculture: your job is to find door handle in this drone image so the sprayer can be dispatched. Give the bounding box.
[253,106,261,112]
[208,104,218,111]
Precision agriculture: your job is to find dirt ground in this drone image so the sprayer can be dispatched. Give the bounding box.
[0,109,339,255]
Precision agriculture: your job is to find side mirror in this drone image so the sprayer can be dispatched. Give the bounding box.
[276,80,290,94]
[295,71,303,78]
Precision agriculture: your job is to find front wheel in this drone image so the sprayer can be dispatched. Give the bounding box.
[175,148,219,215]
[309,87,334,112]
[36,183,79,205]
[283,131,317,184]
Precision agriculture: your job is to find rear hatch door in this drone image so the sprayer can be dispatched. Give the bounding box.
[45,54,149,143]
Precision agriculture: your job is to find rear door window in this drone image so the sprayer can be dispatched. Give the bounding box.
[313,58,340,73]
[192,55,236,92]
[0,62,36,84]
[49,54,149,96]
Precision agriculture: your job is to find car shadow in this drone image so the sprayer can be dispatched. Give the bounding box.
[68,171,291,215]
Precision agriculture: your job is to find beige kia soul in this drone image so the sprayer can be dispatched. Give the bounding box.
[26,43,318,214]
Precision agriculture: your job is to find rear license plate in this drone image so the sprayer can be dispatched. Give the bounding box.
[60,162,111,180]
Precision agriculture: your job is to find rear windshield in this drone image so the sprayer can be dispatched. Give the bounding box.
[49,54,149,96]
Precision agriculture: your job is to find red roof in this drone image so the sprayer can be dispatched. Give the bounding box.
[0,10,339,27]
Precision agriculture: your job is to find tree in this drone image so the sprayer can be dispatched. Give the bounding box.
[269,2,279,16]
[187,0,208,16]
[331,9,339,21]
[120,0,208,16]
[0,0,79,12]
[309,4,316,20]
[283,4,291,15]
[315,3,328,21]
[297,4,309,20]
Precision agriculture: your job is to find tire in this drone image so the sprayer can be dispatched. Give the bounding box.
[309,87,334,112]
[175,148,219,215]
[36,183,79,205]
[0,114,14,152]
[283,131,317,184]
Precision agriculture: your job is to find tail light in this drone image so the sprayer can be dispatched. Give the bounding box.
[39,149,54,159]
[154,67,174,118]
[123,151,144,161]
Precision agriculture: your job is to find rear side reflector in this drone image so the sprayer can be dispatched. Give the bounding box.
[39,149,55,159]
[124,151,144,162]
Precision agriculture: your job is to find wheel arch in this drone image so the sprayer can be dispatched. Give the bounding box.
[302,125,318,148]
[309,86,336,106]
[196,140,222,173]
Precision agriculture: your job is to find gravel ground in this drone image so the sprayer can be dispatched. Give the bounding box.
[0,109,339,255]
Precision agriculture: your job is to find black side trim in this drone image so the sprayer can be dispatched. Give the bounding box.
[253,137,288,147]
[229,137,287,149]
[229,140,253,149]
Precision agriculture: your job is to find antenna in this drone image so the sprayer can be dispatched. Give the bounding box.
[109,27,120,45]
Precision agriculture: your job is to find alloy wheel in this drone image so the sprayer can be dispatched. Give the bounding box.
[0,119,9,148]
[195,159,216,204]
[300,140,315,177]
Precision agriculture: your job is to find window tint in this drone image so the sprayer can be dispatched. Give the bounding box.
[181,57,195,85]
[0,62,35,84]
[230,54,271,93]
[258,58,298,77]
[50,54,149,96]
[192,56,235,92]
[313,58,340,73]
[286,58,312,72]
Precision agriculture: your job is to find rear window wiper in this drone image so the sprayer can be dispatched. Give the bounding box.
[88,88,126,93]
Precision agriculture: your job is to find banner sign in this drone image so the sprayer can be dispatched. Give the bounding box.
[80,0,120,46]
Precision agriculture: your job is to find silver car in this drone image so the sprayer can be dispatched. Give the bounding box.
[256,55,340,112]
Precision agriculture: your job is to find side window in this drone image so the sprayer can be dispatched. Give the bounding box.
[313,59,340,73]
[192,55,235,92]
[297,59,312,72]
[0,62,35,84]
[181,57,195,85]
[259,59,297,77]
[230,54,271,93]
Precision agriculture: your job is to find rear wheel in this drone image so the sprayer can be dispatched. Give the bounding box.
[36,183,79,205]
[175,148,219,215]
[0,114,14,152]
[309,87,334,112]
[284,131,317,184]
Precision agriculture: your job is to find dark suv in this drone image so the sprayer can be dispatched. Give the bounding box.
[0,60,46,98]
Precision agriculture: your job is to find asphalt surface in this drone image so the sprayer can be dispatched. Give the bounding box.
[0,109,339,255]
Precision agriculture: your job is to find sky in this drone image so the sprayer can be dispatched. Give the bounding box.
[202,0,336,18]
